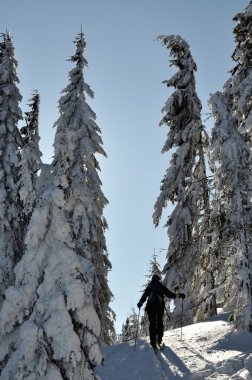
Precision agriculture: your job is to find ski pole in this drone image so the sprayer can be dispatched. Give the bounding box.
[134,308,141,351]
[180,298,184,341]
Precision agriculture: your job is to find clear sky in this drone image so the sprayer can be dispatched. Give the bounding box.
[0,0,249,333]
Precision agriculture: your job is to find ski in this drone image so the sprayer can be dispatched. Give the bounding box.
[158,343,165,351]
[149,341,166,354]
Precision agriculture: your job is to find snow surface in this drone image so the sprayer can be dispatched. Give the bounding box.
[96,311,252,380]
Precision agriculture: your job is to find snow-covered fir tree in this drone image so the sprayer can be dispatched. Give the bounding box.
[207,2,252,330]
[208,91,252,331]
[18,91,42,221]
[121,309,138,343]
[52,30,115,346]
[143,253,162,285]
[153,35,210,326]
[121,317,130,342]
[0,32,24,307]
[0,31,113,379]
[223,1,252,152]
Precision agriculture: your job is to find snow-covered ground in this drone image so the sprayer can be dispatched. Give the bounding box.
[96,311,252,379]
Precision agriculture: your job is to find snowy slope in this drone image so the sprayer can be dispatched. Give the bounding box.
[96,311,252,380]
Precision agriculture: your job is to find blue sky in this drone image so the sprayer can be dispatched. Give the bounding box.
[0,0,249,332]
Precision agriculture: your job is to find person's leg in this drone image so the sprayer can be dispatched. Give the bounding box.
[147,307,157,347]
[157,305,164,345]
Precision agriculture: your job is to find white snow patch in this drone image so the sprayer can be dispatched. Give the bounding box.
[96,312,252,380]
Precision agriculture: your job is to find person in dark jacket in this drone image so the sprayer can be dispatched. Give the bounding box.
[137,274,185,349]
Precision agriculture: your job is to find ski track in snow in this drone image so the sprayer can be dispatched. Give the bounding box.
[96,312,252,380]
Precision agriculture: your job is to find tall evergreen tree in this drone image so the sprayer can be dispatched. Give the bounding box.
[0,31,113,379]
[52,30,115,345]
[223,1,252,151]
[209,2,252,330]
[153,35,210,325]
[142,253,162,287]
[0,32,23,306]
[18,91,42,220]
[208,91,252,331]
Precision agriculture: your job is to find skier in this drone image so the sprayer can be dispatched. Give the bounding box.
[137,274,185,349]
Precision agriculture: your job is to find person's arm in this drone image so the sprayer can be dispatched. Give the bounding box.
[162,284,185,299]
[163,284,177,299]
[137,286,150,308]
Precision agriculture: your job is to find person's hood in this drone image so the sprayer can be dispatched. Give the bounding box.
[151,274,161,282]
